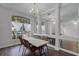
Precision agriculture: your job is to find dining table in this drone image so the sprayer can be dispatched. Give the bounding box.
[22,35,48,55]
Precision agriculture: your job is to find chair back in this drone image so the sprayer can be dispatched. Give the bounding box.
[23,39,30,48]
[18,35,24,45]
[41,36,48,41]
[23,39,39,54]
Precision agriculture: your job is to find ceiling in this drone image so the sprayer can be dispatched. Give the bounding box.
[0,3,56,15]
[0,3,79,23]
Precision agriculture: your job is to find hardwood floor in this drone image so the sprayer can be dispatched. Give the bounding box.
[0,45,75,56]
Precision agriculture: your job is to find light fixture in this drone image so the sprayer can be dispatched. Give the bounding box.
[72,20,77,25]
[29,8,34,13]
[53,22,55,24]
[29,3,39,17]
[73,22,77,25]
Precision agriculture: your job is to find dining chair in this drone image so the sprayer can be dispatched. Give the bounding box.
[18,35,26,55]
[41,36,48,56]
[23,39,40,55]
[41,36,48,41]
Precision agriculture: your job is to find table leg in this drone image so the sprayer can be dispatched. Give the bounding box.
[39,47,43,56]
[43,45,48,56]
[39,45,48,56]
[46,45,48,56]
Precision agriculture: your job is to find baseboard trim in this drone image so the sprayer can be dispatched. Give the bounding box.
[0,42,20,49]
[60,48,78,56]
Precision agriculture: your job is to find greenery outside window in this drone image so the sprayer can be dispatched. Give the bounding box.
[12,16,31,39]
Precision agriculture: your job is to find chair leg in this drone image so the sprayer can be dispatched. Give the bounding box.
[31,52,35,56]
[39,48,43,56]
[42,45,48,56]
[41,47,45,55]
[23,47,27,56]
[45,45,48,56]
[19,45,22,52]
[22,46,25,56]
[41,47,46,56]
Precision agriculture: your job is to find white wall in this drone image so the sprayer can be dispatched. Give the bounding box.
[0,6,30,48]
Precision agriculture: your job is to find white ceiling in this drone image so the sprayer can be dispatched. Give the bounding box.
[0,3,79,23]
[0,3,56,15]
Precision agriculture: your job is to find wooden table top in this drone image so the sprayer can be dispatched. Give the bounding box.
[22,35,48,47]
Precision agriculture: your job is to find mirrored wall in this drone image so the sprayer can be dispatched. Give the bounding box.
[60,3,79,53]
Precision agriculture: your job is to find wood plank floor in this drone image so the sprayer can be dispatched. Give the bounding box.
[0,45,75,56]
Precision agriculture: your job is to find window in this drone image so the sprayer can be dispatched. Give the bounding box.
[12,16,31,39]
